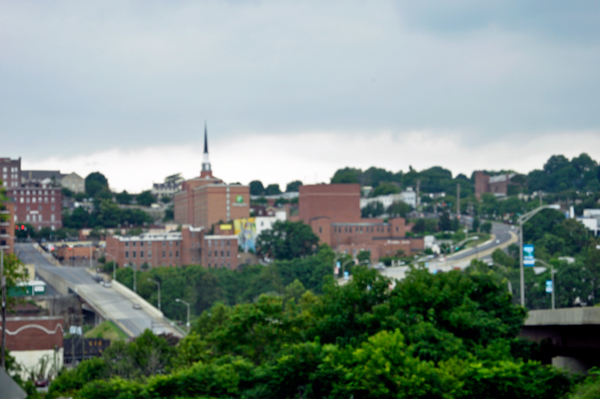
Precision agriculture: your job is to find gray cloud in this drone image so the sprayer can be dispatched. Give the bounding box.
[1,0,599,164]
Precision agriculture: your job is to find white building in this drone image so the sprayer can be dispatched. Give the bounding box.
[255,210,287,237]
[360,188,417,210]
[576,209,600,236]
[61,172,85,193]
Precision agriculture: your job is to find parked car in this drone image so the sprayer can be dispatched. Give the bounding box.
[102,281,112,288]
[132,303,142,310]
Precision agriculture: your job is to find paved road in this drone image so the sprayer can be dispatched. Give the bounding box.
[381,222,518,281]
[16,243,181,338]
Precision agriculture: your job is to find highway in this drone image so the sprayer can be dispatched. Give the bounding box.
[16,243,182,338]
[381,222,518,281]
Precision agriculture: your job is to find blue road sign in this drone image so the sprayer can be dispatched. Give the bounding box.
[523,244,535,266]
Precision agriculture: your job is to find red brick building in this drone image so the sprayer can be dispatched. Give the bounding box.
[105,226,239,270]
[474,171,520,199]
[174,125,250,229]
[299,184,423,261]
[7,182,62,231]
[3,316,65,379]
[0,157,21,189]
[0,200,15,255]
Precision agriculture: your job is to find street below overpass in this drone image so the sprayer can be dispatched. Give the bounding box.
[16,243,182,338]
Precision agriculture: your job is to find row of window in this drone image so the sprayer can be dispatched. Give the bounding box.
[17,196,56,204]
[207,262,232,269]
[125,250,179,259]
[124,240,179,247]
[207,239,231,247]
[333,225,396,234]
[208,250,230,258]
[15,205,56,212]
[13,189,57,195]
[21,214,57,222]
[2,167,18,172]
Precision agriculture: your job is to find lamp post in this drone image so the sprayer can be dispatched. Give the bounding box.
[148,278,161,311]
[175,298,191,334]
[534,258,557,310]
[517,204,560,307]
[132,263,137,292]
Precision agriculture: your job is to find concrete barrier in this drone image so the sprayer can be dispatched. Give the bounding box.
[36,267,71,296]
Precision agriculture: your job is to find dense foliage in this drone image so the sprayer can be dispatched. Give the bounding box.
[256,220,320,260]
[50,266,573,399]
[115,245,334,321]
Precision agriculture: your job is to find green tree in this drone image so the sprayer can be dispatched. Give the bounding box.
[285,180,302,192]
[372,182,400,196]
[387,201,411,218]
[361,201,384,218]
[256,220,319,260]
[265,184,282,195]
[249,180,265,196]
[115,190,133,205]
[136,190,155,206]
[85,172,109,197]
[330,167,361,184]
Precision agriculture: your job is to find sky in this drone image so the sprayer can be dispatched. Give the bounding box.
[2,1,600,192]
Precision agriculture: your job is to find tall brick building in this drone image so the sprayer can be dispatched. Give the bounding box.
[174,124,250,228]
[299,184,423,261]
[105,226,239,270]
[474,171,520,199]
[0,157,21,188]
[7,182,62,231]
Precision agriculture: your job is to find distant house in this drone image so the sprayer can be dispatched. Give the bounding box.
[61,172,85,193]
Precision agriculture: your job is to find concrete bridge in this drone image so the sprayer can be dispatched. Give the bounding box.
[16,243,184,339]
[521,307,600,373]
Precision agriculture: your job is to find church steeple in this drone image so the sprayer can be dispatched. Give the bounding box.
[201,121,213,178]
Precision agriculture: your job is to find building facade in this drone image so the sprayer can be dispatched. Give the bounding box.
[21,170,62,185]
[360,188,418,210]
[173,125,250,228]
[7,183,63,231]
[105,226,239,270]
[61,172,85,194]
[0,157,21,188]
[474,171,521,199]
[299,184,423,261]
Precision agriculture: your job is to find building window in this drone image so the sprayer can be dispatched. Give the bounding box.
[148,251,152,258]
[319,227,322,233]
[208,251,211,258]
[140,251,144,258]
[140,242,144,247]
[163,251,166,257]
[214,250,218,257]
[133,251,136,258]
[170,241,173,247]
[133,242,136,247]
[125,242,129,247]
[226,251,230,257]
[208,240,212,247]
[163,241,166,247]
[125,251,129,258]
[169,251,173,258]
[176,250,179,257]
[221,251,224,257]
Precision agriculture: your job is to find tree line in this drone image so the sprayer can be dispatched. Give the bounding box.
[49,266,578,399]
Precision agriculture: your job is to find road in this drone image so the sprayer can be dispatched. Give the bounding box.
[16,243,182,338]
[381,222,518,281]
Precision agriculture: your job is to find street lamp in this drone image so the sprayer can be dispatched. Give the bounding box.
[148,278,161,311]
[534,258,557,310]
[175,298,191,334]
[517,204,560,307]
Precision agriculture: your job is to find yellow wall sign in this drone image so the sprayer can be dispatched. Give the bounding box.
[220,224,233,230]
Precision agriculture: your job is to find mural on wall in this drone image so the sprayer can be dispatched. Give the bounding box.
[234,218,257,253]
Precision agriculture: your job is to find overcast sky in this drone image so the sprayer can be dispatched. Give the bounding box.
[2,1,600,192]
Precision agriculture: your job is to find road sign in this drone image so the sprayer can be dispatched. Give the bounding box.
[523,244,535,266]
[545,280,553,293]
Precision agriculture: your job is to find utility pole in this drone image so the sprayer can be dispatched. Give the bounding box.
[1,249,6,370]
[133,264,137,292]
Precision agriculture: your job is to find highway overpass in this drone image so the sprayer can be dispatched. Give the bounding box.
[521,307,600,374]
[16,243,183,339]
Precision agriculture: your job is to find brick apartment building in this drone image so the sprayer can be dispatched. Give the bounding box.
[474,171,521,199]
[0,200,15,255]
[7,182,62,231]
[174,125,250,229]
[299,184,423,261]
[0,157,21,188]
[105,226,239,270]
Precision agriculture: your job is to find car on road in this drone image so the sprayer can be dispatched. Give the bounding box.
[102,281,112,288]
[132,303,142,310]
